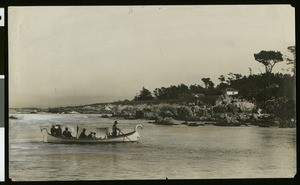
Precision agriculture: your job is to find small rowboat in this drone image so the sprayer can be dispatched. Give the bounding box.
[41,124,142,143]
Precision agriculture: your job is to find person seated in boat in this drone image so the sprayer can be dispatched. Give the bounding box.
[62,127,73,138]
[87,132,96,139]
[79,128,87,139]
[93,132,98,139]
[56,125,62,137]
[112,121,121,136]
[50,125,56,136]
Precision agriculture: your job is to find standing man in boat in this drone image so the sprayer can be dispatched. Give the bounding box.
[112,121,121,136]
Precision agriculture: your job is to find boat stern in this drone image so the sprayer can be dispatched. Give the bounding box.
[41,127,49,142]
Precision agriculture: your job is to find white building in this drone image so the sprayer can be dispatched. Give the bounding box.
[225,88,238,96]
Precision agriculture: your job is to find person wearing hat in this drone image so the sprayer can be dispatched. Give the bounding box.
[50,125,56,136]
[112,121,121,136]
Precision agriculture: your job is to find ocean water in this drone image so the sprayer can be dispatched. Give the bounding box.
[9,114,296,181]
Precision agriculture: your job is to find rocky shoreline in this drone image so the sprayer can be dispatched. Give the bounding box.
[10,96,296,128]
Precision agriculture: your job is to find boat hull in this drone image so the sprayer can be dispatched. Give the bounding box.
[41,125,142,144]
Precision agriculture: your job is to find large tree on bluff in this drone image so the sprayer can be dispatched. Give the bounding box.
[254,50,283,74]
[201,78,211,89]
[135,87,154,101]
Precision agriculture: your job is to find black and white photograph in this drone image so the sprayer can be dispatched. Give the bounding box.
[8,5,296,181]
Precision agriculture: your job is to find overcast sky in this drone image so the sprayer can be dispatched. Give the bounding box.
[9,5,295,108]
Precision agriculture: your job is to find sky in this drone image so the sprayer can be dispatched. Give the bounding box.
[8,5,295,108]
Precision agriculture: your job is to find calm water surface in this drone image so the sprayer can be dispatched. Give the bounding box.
[9,114,296,181]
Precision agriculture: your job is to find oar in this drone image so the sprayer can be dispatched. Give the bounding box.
[76,125,79,139]
[120,130,133,143]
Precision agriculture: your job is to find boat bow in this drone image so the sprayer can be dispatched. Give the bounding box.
[135,124,143,131]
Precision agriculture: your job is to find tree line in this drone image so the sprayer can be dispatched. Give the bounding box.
[134,46,295,105]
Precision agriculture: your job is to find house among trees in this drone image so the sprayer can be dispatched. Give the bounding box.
[225,88,238,96]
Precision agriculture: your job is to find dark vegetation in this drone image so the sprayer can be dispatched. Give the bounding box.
[131,48,296,127]
[11,47,296,128]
